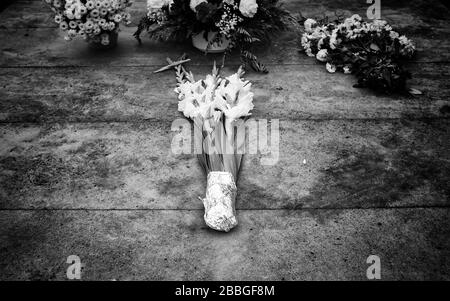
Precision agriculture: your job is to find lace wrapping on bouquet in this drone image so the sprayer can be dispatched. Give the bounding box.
[203,171,238,232]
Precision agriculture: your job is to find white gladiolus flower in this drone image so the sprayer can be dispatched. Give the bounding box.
[239,0,258,18]
[316,49,328,62]
[173,66,254,232]
[304,18,317,33]
[325,62,336,73]
[176,75,217,119]
[214,73,254,121]
[189,0,207,12]
[175,67,254,123]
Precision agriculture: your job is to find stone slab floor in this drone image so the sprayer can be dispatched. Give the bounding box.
[0,0,449,280]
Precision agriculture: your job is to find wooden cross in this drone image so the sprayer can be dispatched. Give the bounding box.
[153,54,190,73]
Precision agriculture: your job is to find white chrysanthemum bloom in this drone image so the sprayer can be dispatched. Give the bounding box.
[389,30,399,40]
[304,18,317,33]
[69,20,77,28]
[113,14,122,22]
[350,14,362,22]
[316,49,328,62]
[398,36,415,57]
[60,21,69,30]
[329,27,344,49]
[325,62,336,73]
[79,6,87,15]
[330,30,338,49]
[54,14,63,23]
[343,66,351,74]
[239,0,258,18]
[66,11,75,20]
[398,35,409,45]
[346,29,354,39]
[67,29,77,38]
[214,73,254,121]
[190,0,207,11]
[300,35,308,47]
[85,0,94,9]
[90,9,100,18]
[310,29,321,39]
[317,38,324,49]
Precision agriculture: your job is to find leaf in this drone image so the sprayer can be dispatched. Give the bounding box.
[195,2,220,24]
[370,43,380,51]
[408,88,422,95]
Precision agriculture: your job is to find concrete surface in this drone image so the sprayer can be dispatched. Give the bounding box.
[1,209,449,280]
[0,0,449,280]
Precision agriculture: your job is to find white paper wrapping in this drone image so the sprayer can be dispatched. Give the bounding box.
[202,171,238,232]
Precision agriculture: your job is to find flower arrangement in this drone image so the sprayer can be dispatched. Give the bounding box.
[43,0,132,47]
[135,0,292,73]
[173,59,254,231]
[300,14,416,92]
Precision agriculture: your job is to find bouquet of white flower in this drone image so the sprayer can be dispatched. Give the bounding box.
[44,0,132,48]
[135,0,293,73]
[173,60,254,231]
[300,14,416,92]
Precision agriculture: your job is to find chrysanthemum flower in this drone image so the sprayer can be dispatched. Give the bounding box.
[85,1,95,10]
[59,21,69,30]
[325,62,336,73]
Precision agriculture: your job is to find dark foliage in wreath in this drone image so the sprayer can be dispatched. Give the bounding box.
[134,0,294,73]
